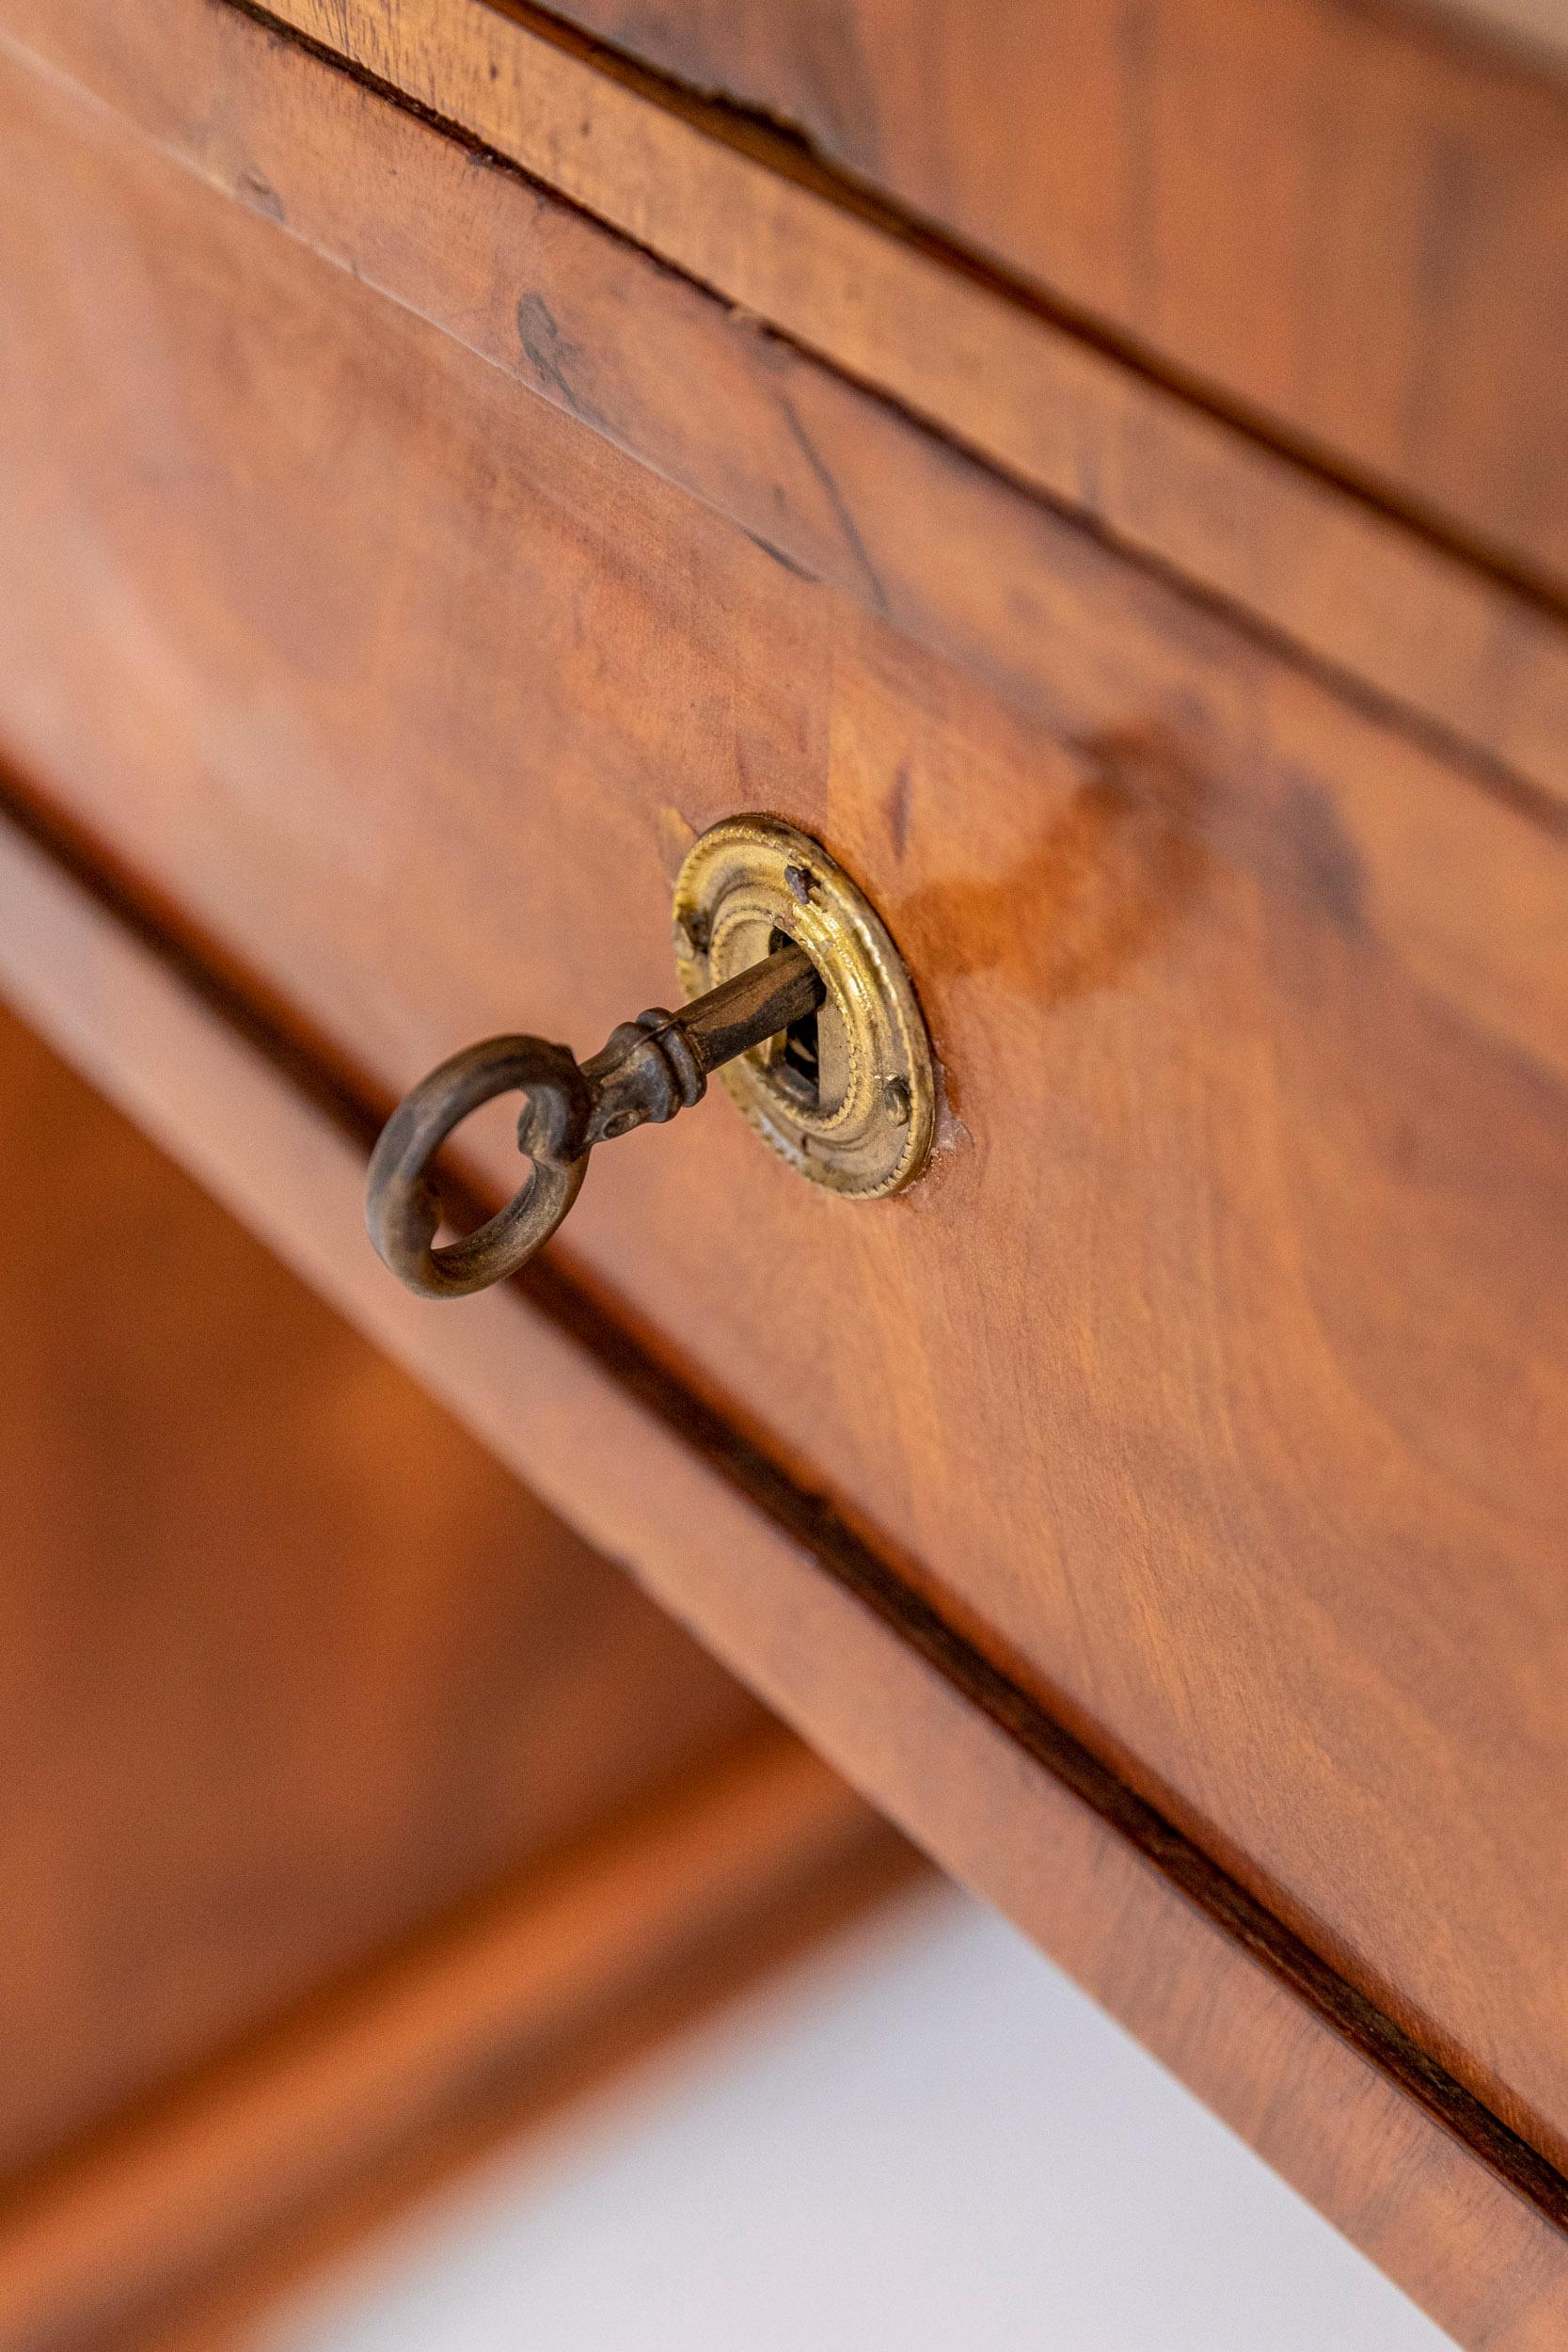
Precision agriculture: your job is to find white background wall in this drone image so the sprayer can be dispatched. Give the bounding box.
[262,1884,1453,2351]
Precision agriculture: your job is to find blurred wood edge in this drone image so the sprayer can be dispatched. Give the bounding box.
[0,1728,911,2352]
[135,1786,919,2352]
[2,783,1568,2351]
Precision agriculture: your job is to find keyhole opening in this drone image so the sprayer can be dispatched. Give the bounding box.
[768,927,822,1107]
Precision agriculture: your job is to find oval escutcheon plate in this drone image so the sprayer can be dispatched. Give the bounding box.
[672,815,935,1198]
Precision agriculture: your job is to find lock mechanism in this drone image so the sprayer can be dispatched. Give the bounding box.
[365,814,934,1299]
[672,816,934,1200]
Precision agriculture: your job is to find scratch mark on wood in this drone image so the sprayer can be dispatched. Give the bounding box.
[779,394,889,617]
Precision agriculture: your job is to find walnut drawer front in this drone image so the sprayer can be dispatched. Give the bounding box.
[1,8,1567,2344]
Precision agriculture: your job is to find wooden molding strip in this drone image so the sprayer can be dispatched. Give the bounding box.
[0,1733,896,2352]
[7,0,1568,819]
[468,0,1568,601]
[1,790,1566,2349]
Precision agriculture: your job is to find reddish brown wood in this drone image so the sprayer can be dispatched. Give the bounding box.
[61,0,1556,806]
[2,12,1560,1085]
[524,0,1568,594]
[0,792,1565,2352]
[3,21,1568,2197]
[3,13,1567,2341]
[0,1733,899,2352]
[0,999,764,2185]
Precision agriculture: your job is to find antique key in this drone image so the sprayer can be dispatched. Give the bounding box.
[366,817,935,1300]
[366,942,824,1298]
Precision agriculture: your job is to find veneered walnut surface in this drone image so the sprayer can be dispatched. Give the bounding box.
[1,31,1566,2206]
[0,1001,761,2180]
[543,0,1568,592]
[151,0,1568,806]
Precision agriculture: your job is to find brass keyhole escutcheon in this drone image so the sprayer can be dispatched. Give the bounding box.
[365,813,933,1298]
[672,816,935,1199]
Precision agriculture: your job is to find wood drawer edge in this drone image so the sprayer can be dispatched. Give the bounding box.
[1,786,1564,2352]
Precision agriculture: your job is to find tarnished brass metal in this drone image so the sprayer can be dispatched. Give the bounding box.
[365,815,931,1299]
[366,944,822,1296]
[672,817,935,1198]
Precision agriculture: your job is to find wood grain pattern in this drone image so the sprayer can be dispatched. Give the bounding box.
[2,36,1567,2219]
[521,0,1568,595]
[0,998,762,2186]
[71,0,1561,811]
[1,25,1562,1068]
[0,794,1564,2352]
[0,1734,900,2352]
